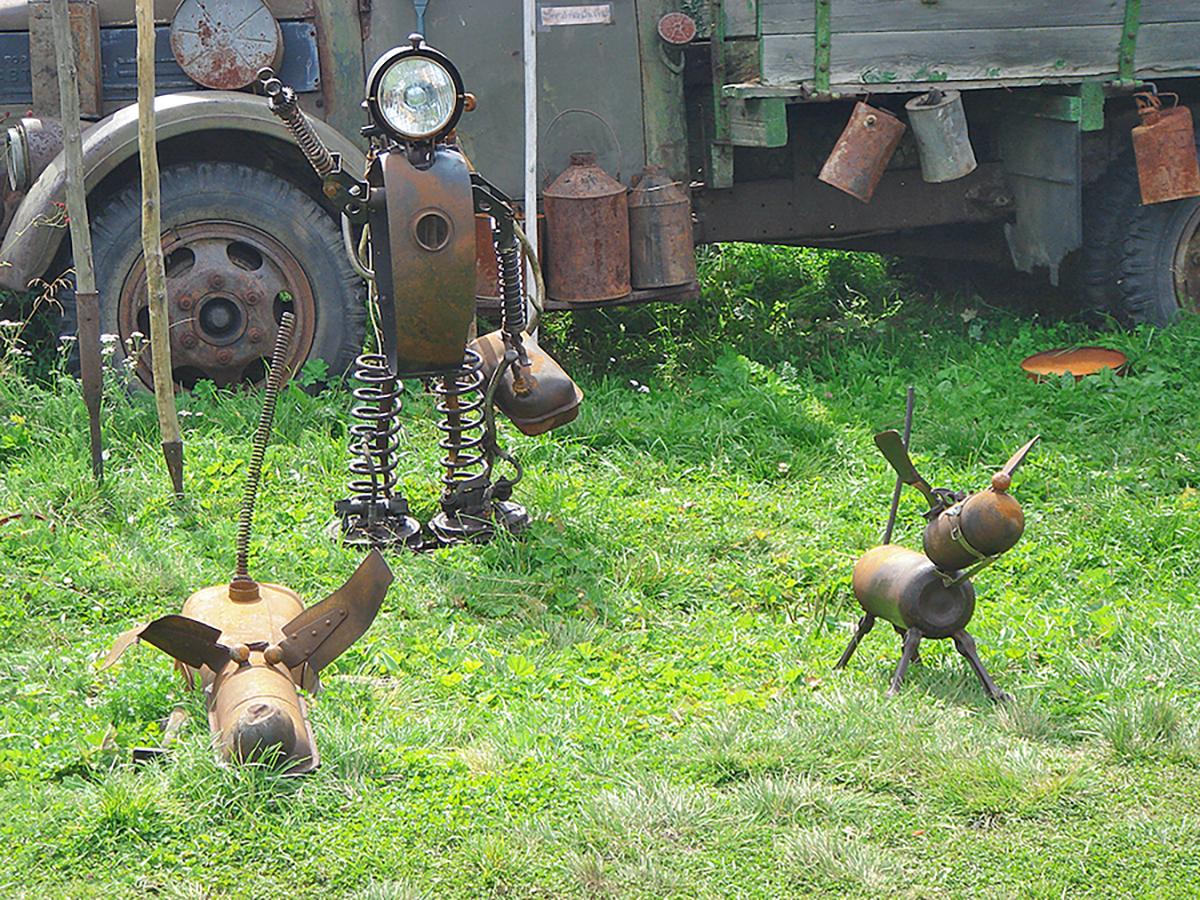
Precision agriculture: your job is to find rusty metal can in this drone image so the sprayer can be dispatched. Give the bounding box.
[628,166,696,290]
[852,544,976,639]
[818,102,906,203]
[1132,93,1200,205]
[904,89,977,184]
[543,151,631,302]
[923,475,1025,572]
[470,330,583,435]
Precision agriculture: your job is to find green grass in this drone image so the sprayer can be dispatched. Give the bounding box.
[2,246,1200,897]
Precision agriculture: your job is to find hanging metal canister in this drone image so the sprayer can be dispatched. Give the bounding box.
[543,151,631,302]
[627,166,696,290]
[818,102,907,203]
[1131,92,1200,205]
[904,89,977,184]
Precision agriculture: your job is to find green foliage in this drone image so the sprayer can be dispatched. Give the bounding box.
[2,250,1200,896]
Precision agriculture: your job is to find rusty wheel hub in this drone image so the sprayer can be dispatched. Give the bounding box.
[1174,204,1200,314]
[118,222,316,388]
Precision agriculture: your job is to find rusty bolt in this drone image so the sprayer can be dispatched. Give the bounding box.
[208,274,225,290]
[180,333,198,348]
[217,349,234,364]
[323,182,338,198]
[230,644,251,664]
[248,328,264,344]
[246,292,262,306]
[264,645,284,666]
[178,296,194,311]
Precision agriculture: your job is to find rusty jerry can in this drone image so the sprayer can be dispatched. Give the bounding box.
[628,166,696,290]
[1132,92,1200,205]
[904,89,977,184]
[818,102,906,203]
[543,151,631,302]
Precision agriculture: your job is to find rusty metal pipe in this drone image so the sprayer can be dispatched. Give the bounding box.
[852,544,976,639]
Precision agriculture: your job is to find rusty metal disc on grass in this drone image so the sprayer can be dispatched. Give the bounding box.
[1020,347,1128,382]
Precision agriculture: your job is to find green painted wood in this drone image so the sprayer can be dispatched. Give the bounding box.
[637,0,690,180]
[708,0,734,188]
[761,21,1200,88]
[1118,0,1142,83]
[1080,79,1106,131]
[813,0,830,93]
[727,96,788,146]
[724,0,757,36]
[760,0,1192,35]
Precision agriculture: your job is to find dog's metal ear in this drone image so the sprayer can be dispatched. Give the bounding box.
[277,550,393,673]
[101,615,232,673]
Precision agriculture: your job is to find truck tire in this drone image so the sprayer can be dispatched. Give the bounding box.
[64,161,364,389]
[1083,144,1200,327]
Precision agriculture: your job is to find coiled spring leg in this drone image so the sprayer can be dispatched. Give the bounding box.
[428,347,530,543]
[334,353,421,548]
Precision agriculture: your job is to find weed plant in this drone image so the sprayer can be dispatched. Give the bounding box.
[1,246,1199,896]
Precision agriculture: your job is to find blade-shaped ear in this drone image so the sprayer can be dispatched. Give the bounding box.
[999,435,1041,479]
[101,615,232,672]
[874,430,939,508]
[278,550,393,673]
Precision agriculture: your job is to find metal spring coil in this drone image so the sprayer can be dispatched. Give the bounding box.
[346,353,402,507]
[495,229,526,337]
[236,312,296,577]
[269,86,335,178]
[433,348,486,490]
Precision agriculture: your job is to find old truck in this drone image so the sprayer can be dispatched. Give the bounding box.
[0,1,1198,387]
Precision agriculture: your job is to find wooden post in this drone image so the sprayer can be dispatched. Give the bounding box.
[50,0,104,481]
[136,0,184,495]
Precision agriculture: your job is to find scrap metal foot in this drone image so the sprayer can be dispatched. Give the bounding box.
[429,500,530,545]
[887,627,922,696]
[952,628,1010,703]
[894,624,921,664]
[835,613,876,669]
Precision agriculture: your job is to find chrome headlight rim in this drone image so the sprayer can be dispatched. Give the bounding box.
[365,41,466,143]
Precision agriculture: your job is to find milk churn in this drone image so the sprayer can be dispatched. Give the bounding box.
[818,102,906,203]
[543,152,631,302]
[628,166,696,290]
[1131,92,1200,205]
[904,89,977,183]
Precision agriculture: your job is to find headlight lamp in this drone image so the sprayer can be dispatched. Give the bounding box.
[366,37,465,143]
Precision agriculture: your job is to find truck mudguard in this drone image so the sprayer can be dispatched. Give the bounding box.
[0,90,366,291]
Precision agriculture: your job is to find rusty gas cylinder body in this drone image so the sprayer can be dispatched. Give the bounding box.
[181,580,318,771]
[1132,94,1200,205]
[922,473,1025,572]
[818,102,906,203]
[470,329,583,435]
[628,166,696,289]
[852,544,976,639]
[543,152,631,302]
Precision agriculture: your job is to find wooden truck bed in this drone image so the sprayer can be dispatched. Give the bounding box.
[728,0,1200,94]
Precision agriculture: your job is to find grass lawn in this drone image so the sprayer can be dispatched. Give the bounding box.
[1,248,1199,897]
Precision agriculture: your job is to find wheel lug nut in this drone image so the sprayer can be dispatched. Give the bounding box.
[209,274,225,289]
[217,349,233,364]
[246,293,261,306]
[248,328,263,344]
[180,333,197,348]
[178,296,194,311]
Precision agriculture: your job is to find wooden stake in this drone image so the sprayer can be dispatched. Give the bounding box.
[50,0,103,482]
[135,0,183,495]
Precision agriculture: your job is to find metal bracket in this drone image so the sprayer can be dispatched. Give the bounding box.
[1118,0,1142,85]
[813,0,831,96]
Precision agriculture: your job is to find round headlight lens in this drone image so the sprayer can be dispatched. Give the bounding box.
[376,56,458,140]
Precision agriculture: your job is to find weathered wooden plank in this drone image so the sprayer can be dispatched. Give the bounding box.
[725,0,758,37]
[761,22,1200,87]
[727,96,788,146]
[761,0,1195,35]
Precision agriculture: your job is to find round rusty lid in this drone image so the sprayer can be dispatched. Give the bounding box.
[658,12,697,45]
[1020,346,1129,382]
[170,0,283,90]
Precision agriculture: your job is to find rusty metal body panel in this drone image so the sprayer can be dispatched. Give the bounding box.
[0,90,366,291]
[371,148,475,376]
[628,165,695,290]
[543,152,630,303]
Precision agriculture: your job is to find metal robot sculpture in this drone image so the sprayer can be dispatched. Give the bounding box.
[836,395,1039,702]
[102,315,394,773]
[259,35,581,548]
